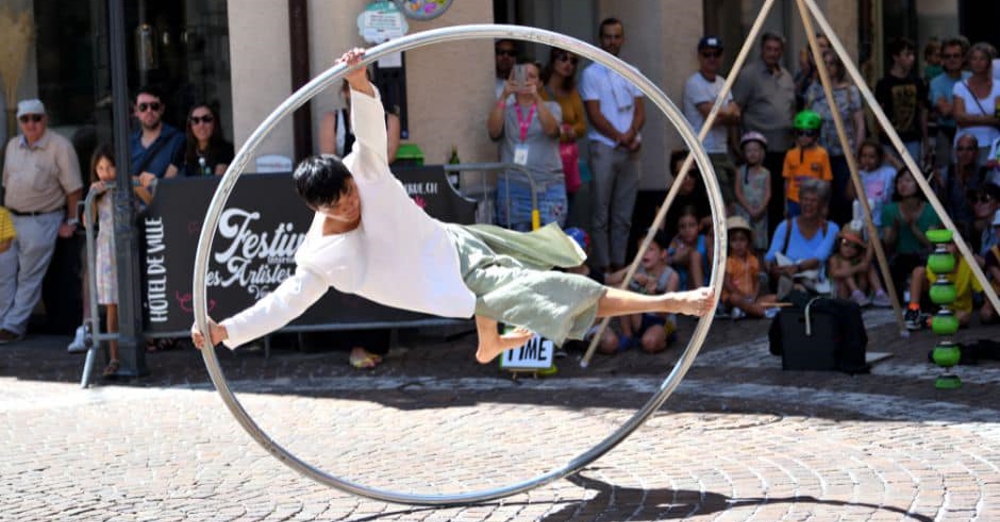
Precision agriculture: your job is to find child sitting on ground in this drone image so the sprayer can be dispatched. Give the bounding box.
[668,205,713,290]
[828,224,891,307]
[721,216,777,319]
[734,132,771,253]
[905,233,982,330]
[783,109,833,217]
[604,228,679,354]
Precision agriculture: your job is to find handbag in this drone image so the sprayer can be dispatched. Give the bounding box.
[544,85,583,194]
[559,141,581,194]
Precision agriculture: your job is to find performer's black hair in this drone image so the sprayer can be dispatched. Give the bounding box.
[293,153,354,209]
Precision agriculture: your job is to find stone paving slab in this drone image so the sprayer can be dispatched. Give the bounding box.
[2,309,1000,520]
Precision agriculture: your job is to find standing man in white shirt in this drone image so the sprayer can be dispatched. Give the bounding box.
[683,35,741,214]
[579,17,645,272]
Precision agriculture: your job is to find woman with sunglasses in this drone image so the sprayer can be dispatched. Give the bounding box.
[952,42,1000,166]
[183,104,234,177]
[805,50,866,226]
[540,48,587,218]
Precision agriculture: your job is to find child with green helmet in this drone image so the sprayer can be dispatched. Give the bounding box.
[783,109,832,217]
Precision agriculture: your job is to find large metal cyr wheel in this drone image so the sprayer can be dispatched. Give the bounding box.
[193,24,725,506]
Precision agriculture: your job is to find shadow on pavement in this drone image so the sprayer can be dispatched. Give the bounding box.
[529,472,936,521]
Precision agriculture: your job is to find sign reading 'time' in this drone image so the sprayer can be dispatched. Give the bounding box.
[499,334,554,371]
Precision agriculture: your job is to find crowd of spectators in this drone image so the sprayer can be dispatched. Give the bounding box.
[3,21,1000,370]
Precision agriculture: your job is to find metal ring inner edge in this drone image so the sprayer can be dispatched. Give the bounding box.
[193,23,725,506]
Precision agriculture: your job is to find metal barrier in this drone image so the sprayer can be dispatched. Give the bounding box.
[79,187,124,388]
[443,162,540,230]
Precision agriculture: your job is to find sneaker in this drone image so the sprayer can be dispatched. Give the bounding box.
[850,289,871,307]
[67,324,90,353]
[904,307,923,330]
[0,329,23,344]
[871,290,892,308]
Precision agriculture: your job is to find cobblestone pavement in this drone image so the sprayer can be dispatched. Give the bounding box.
[3,309,1000,521]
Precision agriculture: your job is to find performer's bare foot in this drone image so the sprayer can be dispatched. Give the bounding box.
[664,287,716,316]
[476,327,533,364]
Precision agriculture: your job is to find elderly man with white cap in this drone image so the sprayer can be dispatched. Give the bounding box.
[0,99,83,343]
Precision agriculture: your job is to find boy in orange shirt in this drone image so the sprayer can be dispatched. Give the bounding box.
[783,109,832,217]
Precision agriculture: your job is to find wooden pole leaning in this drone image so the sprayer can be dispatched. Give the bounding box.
[795,0,908,336]
[799,0,1000,320]
[580,0,780,368]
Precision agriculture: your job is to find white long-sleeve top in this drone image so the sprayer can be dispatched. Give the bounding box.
[220,87,475,348]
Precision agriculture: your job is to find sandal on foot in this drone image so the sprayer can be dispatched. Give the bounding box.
[102,360,120,378]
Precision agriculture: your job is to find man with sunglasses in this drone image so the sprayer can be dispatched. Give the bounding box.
[130,86,185,182]
[929,37,971,174]
[682,35,742,213]
[494,39,518,100]
[0,99,83,343]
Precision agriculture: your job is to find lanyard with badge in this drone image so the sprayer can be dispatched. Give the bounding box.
[513,103,536,165]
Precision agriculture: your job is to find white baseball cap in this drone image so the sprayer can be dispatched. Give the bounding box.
[16,99,45,118]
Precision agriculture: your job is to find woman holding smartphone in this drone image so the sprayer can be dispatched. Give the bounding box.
[487,60,567,231]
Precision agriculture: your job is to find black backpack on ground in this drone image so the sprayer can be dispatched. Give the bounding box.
[768,294,870,375]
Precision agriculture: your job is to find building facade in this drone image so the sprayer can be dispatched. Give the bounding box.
[6,1,990,192]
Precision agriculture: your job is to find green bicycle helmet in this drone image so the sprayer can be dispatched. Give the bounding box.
[793,109,823,131]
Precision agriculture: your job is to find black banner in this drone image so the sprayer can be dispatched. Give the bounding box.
[141,166,476,333]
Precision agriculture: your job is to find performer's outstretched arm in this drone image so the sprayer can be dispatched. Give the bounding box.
[192,268,328,349]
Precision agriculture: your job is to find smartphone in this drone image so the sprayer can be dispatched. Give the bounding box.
[513,64,527,88]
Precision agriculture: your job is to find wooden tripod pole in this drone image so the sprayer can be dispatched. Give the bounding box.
[795,0,908,336]
[580,0,780,367]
